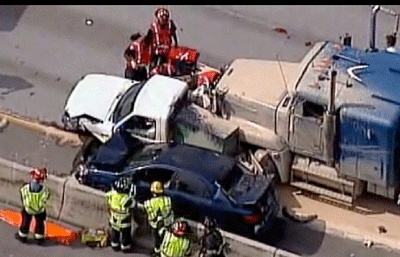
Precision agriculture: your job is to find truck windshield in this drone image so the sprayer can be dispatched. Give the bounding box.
[113,81,146,123]
[219,163,244,194]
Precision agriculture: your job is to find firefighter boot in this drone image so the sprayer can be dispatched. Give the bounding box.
[35,238,45,245]
[14,233,27,243]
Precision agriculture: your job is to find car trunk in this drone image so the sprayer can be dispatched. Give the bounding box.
[224,173,280,228]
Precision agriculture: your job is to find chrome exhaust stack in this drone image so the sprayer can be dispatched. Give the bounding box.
[369,5,399,51]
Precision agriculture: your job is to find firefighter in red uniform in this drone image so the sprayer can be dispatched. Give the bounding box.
[124,31,152,81]
[149,7,179,69]
[149,62,177,77]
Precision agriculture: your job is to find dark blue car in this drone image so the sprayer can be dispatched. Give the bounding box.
[75,129,280,237]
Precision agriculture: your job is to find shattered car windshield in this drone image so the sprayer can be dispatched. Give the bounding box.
[113,81,146,122]
[219,163,244,194]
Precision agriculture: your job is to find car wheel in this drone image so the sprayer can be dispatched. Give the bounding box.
[71,136,102,174]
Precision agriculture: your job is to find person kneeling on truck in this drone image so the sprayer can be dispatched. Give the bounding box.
[124,31,152,81]
[16,167,50,245]
[105,177,136,253]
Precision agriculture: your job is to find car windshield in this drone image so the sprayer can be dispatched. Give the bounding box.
[113,81,146,122]
[219,163,244,194]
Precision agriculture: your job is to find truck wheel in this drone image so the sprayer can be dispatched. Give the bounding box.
[71,136,101,174]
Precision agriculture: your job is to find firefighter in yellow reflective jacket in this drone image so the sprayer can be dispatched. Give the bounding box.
[160,219,192,257]
[105,177,135,253]
[16,168,50,245]
[144,181,174,256]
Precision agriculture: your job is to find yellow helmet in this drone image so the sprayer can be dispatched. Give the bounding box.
[150,181,164,194]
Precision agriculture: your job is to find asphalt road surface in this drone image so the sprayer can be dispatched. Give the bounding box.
[1,5,400,123]
[0,122,78,176]
[1,5,400,257]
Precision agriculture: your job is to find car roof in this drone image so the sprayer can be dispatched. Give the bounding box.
[133,75,188,121]
[152,144,236,182]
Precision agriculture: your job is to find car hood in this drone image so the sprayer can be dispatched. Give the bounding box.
[64,74,133,121]
[229,174,271,205]
[88,129,142,172]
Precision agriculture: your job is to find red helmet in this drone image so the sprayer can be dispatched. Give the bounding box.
[30,168,48,181]
[155,7,170,25]
[172,220,188,236]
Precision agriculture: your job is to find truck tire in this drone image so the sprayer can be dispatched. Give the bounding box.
[71,136,101,174]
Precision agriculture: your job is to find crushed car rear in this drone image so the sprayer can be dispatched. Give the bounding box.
[219,163,280,236]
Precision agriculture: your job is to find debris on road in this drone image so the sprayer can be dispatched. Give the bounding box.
[364,239,374,248]
[85,18,93,26]
[378,225,387,234]
[281,206,318,223]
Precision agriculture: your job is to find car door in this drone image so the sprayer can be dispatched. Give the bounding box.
[132,167,175,203]
[168,171,214,221]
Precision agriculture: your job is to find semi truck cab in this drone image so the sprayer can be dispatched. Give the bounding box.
[209,5,400,204]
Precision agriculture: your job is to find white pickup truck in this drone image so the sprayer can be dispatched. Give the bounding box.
[62,74,189,144]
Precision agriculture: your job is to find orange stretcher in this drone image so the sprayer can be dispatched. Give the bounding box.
[0,208,78,245]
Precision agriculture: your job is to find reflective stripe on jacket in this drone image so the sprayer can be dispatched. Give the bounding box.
[20,184,50,215]
[161,230,191,257]
[105,190,133,229]
[130,40,151,65]
[144,195,174,228]
[151,21,173,54]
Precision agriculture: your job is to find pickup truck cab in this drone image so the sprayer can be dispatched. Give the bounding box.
[62,74,188,144]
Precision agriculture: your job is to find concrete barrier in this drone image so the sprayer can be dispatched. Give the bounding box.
[0,158,67,219]
[0,157,299,256]
[58,177,109,228]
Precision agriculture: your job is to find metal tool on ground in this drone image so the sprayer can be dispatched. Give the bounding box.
[80,227,109,248]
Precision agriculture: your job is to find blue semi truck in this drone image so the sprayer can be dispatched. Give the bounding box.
[192,5,400,206]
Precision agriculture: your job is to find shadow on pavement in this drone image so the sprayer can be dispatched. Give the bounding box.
[355,192,400,216]
[0,73,34,96]
[0,5,28,32]
[264,218,326,256]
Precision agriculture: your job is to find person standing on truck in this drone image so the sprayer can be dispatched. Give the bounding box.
[386,33,399,53]
[149,7,179,69]
[16,167,50,245]
[160,219,192,257]
[144,181,174,257]
[124,31,153,81]
[105,177,135,253]
[198,217,227,257]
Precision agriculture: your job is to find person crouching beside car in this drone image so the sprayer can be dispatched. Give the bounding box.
[123,31,152,81]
